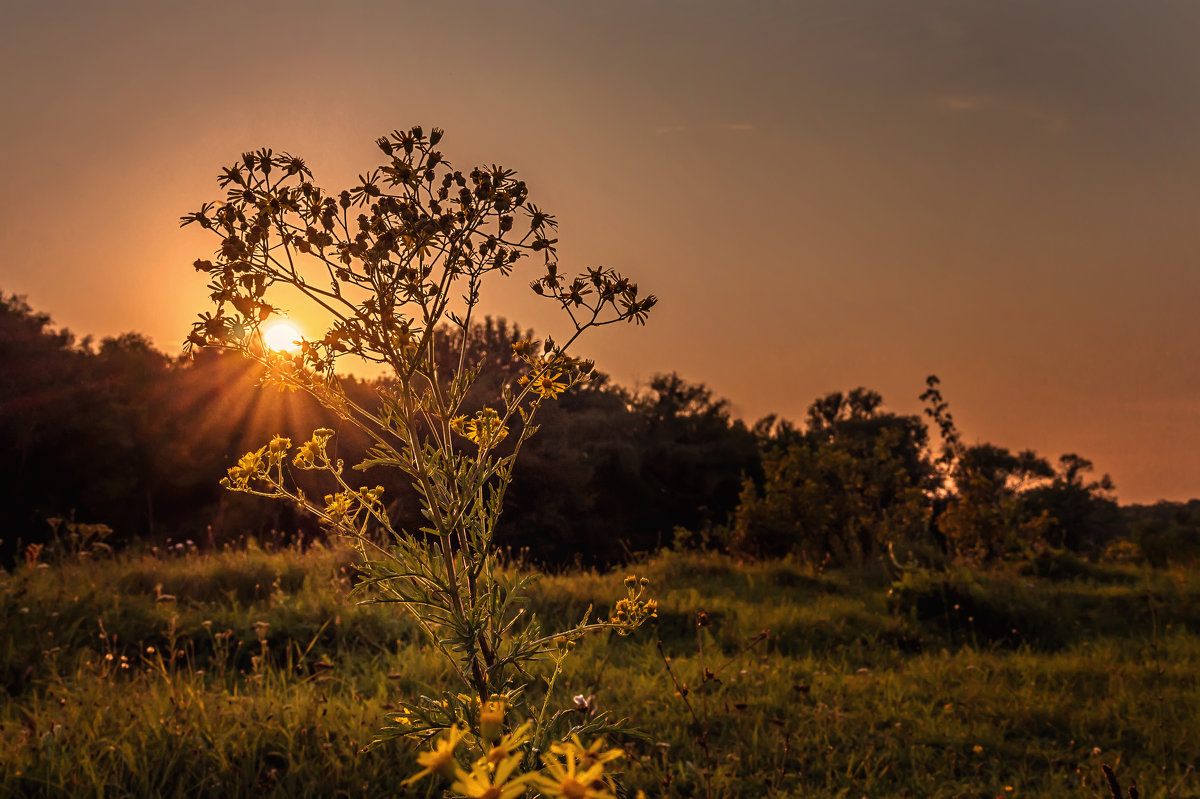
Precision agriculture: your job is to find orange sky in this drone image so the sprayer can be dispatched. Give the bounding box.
[2,1,1198,504]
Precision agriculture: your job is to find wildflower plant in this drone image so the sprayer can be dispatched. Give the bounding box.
[181,127,657,792]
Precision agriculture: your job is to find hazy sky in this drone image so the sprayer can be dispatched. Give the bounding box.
[2,1,1198,503]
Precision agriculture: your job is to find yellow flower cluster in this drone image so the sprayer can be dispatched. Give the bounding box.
[532,737,624,799]
[520,369,568,399]
[451,408,509,448]
[323,492,354,521]
[357,484,385,509]
[511,339,536,360]
[512,339,572,399]
[292,428,335,469]
[610,575,658,633]
[323,485,384,523]
[266,435,291,465]
[222,447,265,489]
[406,721,625,799]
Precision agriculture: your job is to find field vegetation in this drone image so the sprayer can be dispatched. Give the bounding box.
[3,544,1197,797]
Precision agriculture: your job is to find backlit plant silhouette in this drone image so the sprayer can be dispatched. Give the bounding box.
[182,126,657,794]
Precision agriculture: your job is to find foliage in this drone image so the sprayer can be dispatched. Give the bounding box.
[181,127,658,791]
[3,547,1199,796]
[1,290,757,570]
[420,331,761,565]
[936,444,1056,563]
[1122,500,1200,568]
[728,375,1154,570]
[627,374,760,549]
[920,376,1126,565]
[0,293,361,561]
[1,291,1189,579]
[731,388,931,563]
[0,295,182,557]
[1024,454,1122,554]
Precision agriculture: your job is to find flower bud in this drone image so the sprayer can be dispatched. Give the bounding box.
[479,699,504,741]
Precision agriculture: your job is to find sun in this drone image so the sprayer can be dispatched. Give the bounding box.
[262,320,303,353]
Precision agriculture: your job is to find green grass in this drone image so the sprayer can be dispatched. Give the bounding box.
[2,545,1197,797]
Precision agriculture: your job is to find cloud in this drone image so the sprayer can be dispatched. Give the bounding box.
[935,92,1068,133]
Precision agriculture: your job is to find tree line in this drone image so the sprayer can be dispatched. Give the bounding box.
[2,292,1196,568]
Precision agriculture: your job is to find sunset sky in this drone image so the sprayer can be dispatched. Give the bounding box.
[2,1,1198,504]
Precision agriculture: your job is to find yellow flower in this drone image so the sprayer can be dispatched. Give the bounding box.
[550,735,623,772]
[549,736,623,792]
[531,742,622,799]
[610,576,657,631]
[452,753,532,799]
[292,440,319,468]
[529,370,568,398]
[224,447,266,488]
[324,492,354,521]
[450,414,473,438]
[454,408,509,448]
[356,485,385,510]
[406,724,466,784]
[482,721,532,767]
[266,435,291,466]
[292,429,333,468]
[511,339,536,361]
[473,407,508,446]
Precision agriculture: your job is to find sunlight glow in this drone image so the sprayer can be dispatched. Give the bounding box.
[262,320,303,352]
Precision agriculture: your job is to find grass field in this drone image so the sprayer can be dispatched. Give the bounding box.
[2,544,1197,797]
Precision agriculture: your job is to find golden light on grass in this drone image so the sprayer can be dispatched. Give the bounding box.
[262,320,303,353]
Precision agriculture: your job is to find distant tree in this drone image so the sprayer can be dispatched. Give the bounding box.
[0,293,355,560]
[919,375,1102,563]
[505,371,760,563]
[71,332,173,538]
[1123,500,1200,567]
[919,375,964,496]
[731,387,932,562]
[500,374,639,563]
[937,444,1054,562]
[0,293,86,556]
[1023,453,1120,554]
[631,374,760,544]
[921,374,1065,559]
[0,291,746,566]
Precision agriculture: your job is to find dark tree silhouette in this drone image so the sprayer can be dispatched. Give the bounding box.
[732,387,932,562]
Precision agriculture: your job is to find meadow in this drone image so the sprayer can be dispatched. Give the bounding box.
[2,544,1197,798]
